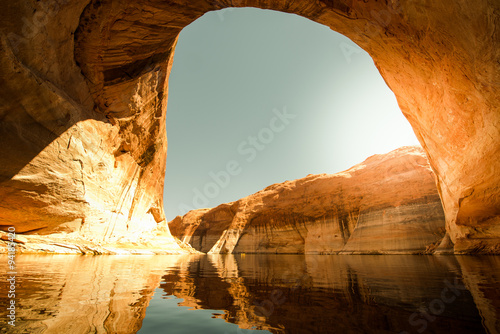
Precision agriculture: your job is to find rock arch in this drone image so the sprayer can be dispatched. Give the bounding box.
[0,0,498,253]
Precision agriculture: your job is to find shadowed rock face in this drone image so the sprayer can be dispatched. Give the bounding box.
[0,0,498,252]
[169,146,447,254]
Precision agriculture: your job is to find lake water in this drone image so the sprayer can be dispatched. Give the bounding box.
[0,254,499,333]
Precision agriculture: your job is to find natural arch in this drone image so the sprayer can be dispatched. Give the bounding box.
[0,0,498,253]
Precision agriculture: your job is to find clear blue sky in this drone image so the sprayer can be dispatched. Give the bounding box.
[163,8,420,220]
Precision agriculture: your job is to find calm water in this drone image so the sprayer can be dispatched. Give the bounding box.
[0,254,499,333]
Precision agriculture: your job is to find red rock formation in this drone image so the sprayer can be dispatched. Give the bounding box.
[0,0,498,252]
[169,146,446,254]
[0,221,198,254]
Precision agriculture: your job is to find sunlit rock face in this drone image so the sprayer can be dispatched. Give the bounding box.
[169,147,446,254]
[0,0,174,250]
[0,0,498,252]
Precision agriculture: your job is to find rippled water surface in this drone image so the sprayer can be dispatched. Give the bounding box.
[0,255,499,333]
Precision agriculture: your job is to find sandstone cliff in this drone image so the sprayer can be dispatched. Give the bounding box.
[0,221,198,255]
[0,0,498,253]
[169,146,446,254]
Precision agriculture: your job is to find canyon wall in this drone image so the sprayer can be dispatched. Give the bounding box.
[0,0,179,251]
[0,0,498,252]
[169,146,446,254]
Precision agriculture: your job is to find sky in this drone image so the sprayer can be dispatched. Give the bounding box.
[163,8,420,220]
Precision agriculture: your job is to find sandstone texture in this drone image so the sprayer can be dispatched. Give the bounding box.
[169,146,446,254]
[0,0,498,253]
[0,221,199,255]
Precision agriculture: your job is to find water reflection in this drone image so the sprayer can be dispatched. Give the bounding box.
[0,255,183,333]
[0,255,498,333]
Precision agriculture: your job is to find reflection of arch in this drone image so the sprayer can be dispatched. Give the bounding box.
[0,0,498,253]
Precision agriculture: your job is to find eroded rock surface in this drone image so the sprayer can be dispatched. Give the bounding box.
[0,0,498,253]
[169,147,446,254]
[0,0,179,252]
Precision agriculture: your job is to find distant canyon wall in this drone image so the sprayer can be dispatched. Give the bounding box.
[0,0,498,253]
[169,146,447,254]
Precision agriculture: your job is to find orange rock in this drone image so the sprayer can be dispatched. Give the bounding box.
[169,146,446,254]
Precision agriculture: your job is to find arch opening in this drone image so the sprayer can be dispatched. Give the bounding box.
[163,8,421,221]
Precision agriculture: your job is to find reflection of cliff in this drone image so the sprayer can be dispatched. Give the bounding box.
[169,147,446,254]
[161,255,490,334]
[0,255,187,334]
[2,254,496,334]
[161,255,276,332]
[456,256,500,334]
